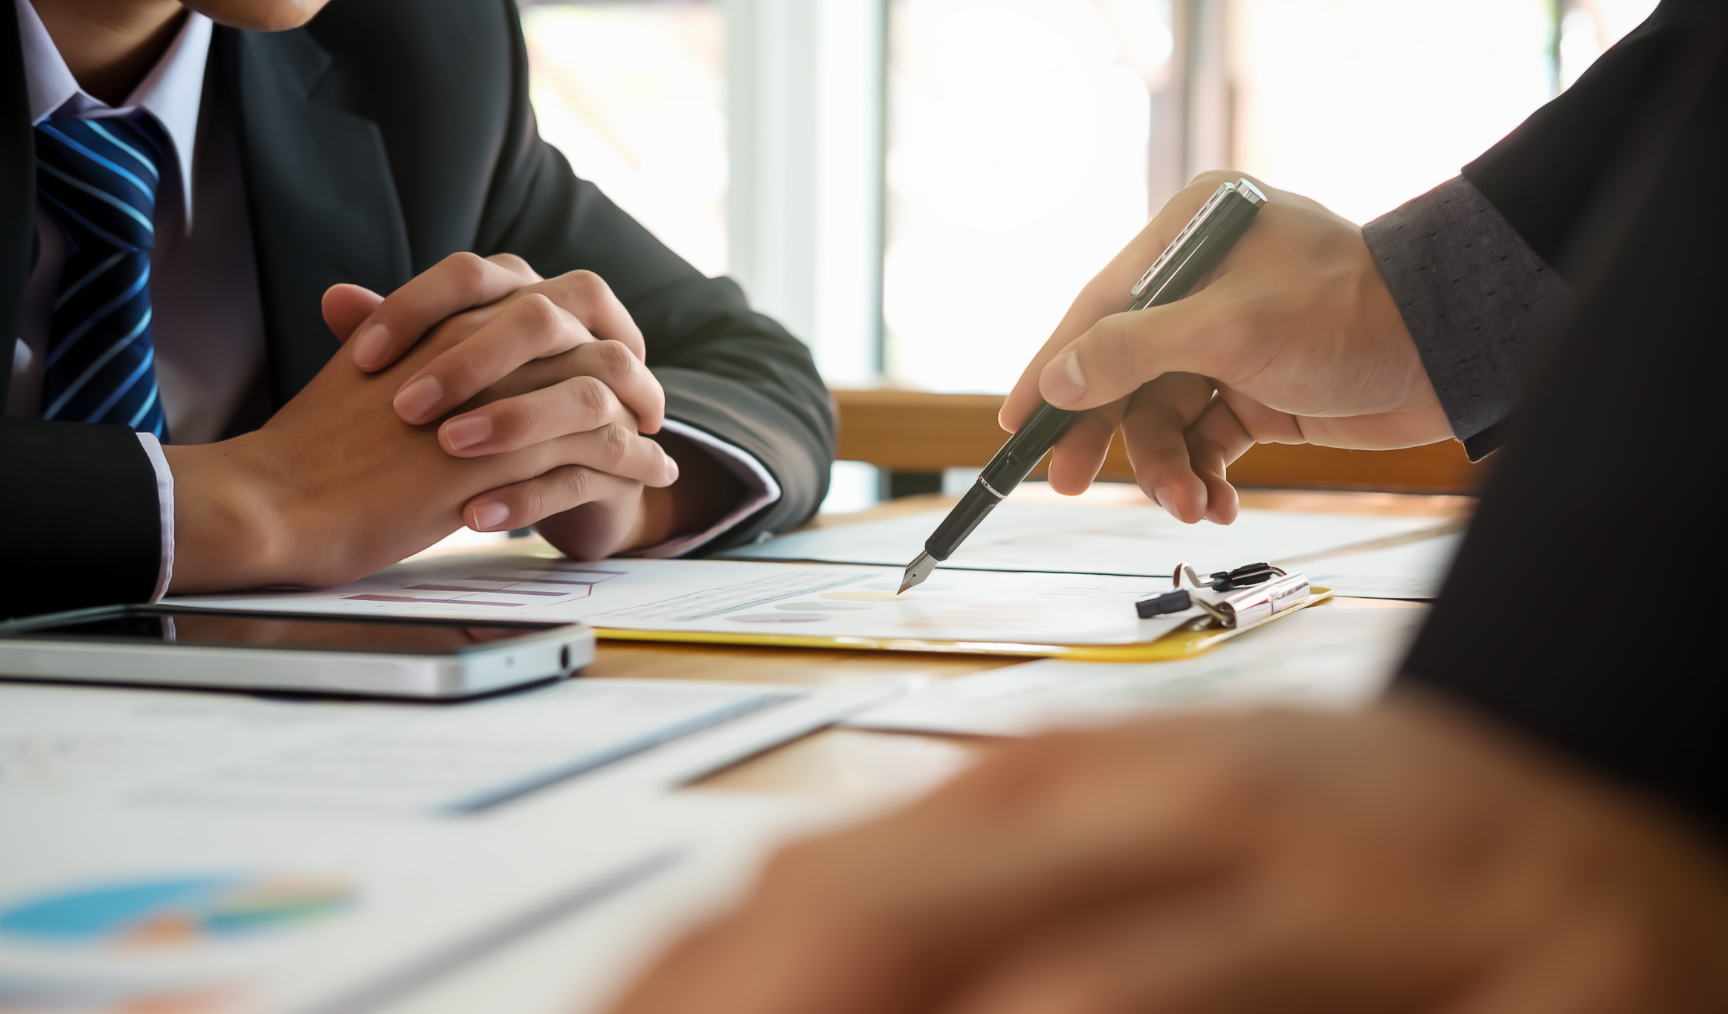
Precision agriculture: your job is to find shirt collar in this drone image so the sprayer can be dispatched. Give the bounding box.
[13,0,211,226]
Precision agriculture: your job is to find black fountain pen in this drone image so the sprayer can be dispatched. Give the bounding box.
[899,177,1269,594]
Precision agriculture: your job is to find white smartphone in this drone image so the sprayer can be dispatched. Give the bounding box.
[0,606,594,699]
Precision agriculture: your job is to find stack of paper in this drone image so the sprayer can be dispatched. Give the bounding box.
[0,677,888,1014]
[1299,532,1464,600]
[0,679,888,818]
[0,786,833,1014]
[848,603,1428,737]
[174,558,1208,652]
[724,502,1456,598]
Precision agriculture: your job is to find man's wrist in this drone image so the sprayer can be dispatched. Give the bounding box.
[625,483,678,551]
[616,433,749,553]
[161,436,292,593]
[643,430,747,544]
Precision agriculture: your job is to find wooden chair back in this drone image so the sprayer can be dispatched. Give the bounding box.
[833,389,1487,494]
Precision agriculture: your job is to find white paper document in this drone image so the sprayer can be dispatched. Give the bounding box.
[0,787,835,1014]
[724,502,1448,583]
[0,671,879,1014]
[1300,532,1463,600]
[0,677,890,818]
[848,602,1428,737]
[171,557,1198,647]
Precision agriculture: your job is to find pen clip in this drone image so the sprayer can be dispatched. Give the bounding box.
[1172,561,1286,592]
[1131,182,1236,298]
[1130,178,1269,299]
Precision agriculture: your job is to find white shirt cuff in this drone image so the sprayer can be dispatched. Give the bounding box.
[635,419,780,558]
[136,431,174,601]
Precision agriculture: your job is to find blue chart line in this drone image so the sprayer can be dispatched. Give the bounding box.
[438,692,798,815]
[297,849,684,1014]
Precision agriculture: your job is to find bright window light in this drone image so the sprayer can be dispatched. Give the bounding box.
[1229,0,1557,226]
[522,2,729,278]
[883,0,1165,394]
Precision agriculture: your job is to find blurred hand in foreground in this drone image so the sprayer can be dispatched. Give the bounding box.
[1002,171,1447,525]
[605,700,1728,1014]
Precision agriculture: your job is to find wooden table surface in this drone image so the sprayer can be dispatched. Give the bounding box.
[597,486,1474,803]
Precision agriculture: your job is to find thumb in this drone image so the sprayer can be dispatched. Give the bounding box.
[322,283,385,343]
[1001,171,1245,431]
[1036,294,1227,411]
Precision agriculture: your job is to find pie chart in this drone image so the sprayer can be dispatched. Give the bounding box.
[0,874,352,947]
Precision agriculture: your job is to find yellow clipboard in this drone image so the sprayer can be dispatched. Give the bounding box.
[595,587,1334,663]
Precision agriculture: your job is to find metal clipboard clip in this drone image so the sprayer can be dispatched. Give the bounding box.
[1135,561,1312,630]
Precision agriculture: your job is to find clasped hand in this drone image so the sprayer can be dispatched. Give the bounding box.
[165,253,681,593]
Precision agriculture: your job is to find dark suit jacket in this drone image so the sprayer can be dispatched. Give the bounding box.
[0,0,835,618]
[1402,1,1728,834]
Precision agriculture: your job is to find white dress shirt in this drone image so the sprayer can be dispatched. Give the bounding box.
[10,0,777,592]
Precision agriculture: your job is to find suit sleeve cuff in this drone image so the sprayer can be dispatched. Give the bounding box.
[1362,175,1571,457]
[634,419,781,558]
[136,431,175,601]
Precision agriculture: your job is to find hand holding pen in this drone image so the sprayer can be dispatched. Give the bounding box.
[997,171,1451,526]
[901,178,1267,593]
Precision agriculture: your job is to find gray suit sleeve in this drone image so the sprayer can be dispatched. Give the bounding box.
[1361,176,1571,459]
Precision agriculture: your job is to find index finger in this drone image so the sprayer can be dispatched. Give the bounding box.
[522,269,646,362]
[350,252,542,371]
[999,173,1233,432]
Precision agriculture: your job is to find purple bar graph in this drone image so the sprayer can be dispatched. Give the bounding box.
[344,594,522,608]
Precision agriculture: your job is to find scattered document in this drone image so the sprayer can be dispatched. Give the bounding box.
[0,678,892,818]
[1300,532,1463,600]
[0,787,832,1014]
[848,602,1428,737]
[368,795,858,1014]
[172,557,1202,647]
[725,502,1448,584]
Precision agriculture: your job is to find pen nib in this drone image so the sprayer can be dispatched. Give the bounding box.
[898,550,937,594]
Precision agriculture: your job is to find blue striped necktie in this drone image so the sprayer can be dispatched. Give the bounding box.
[33,113,168,440]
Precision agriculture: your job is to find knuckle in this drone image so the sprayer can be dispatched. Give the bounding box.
[568,375,613,421]
[443,251,491,299]
[567,269,606,300]
[514,292,562,334]
[1188,168,1237,189]
[555,465,594,504]
[599,423,634,467]
[545,270,603,316]
[593,339,636,376]
[512,484,546,521]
